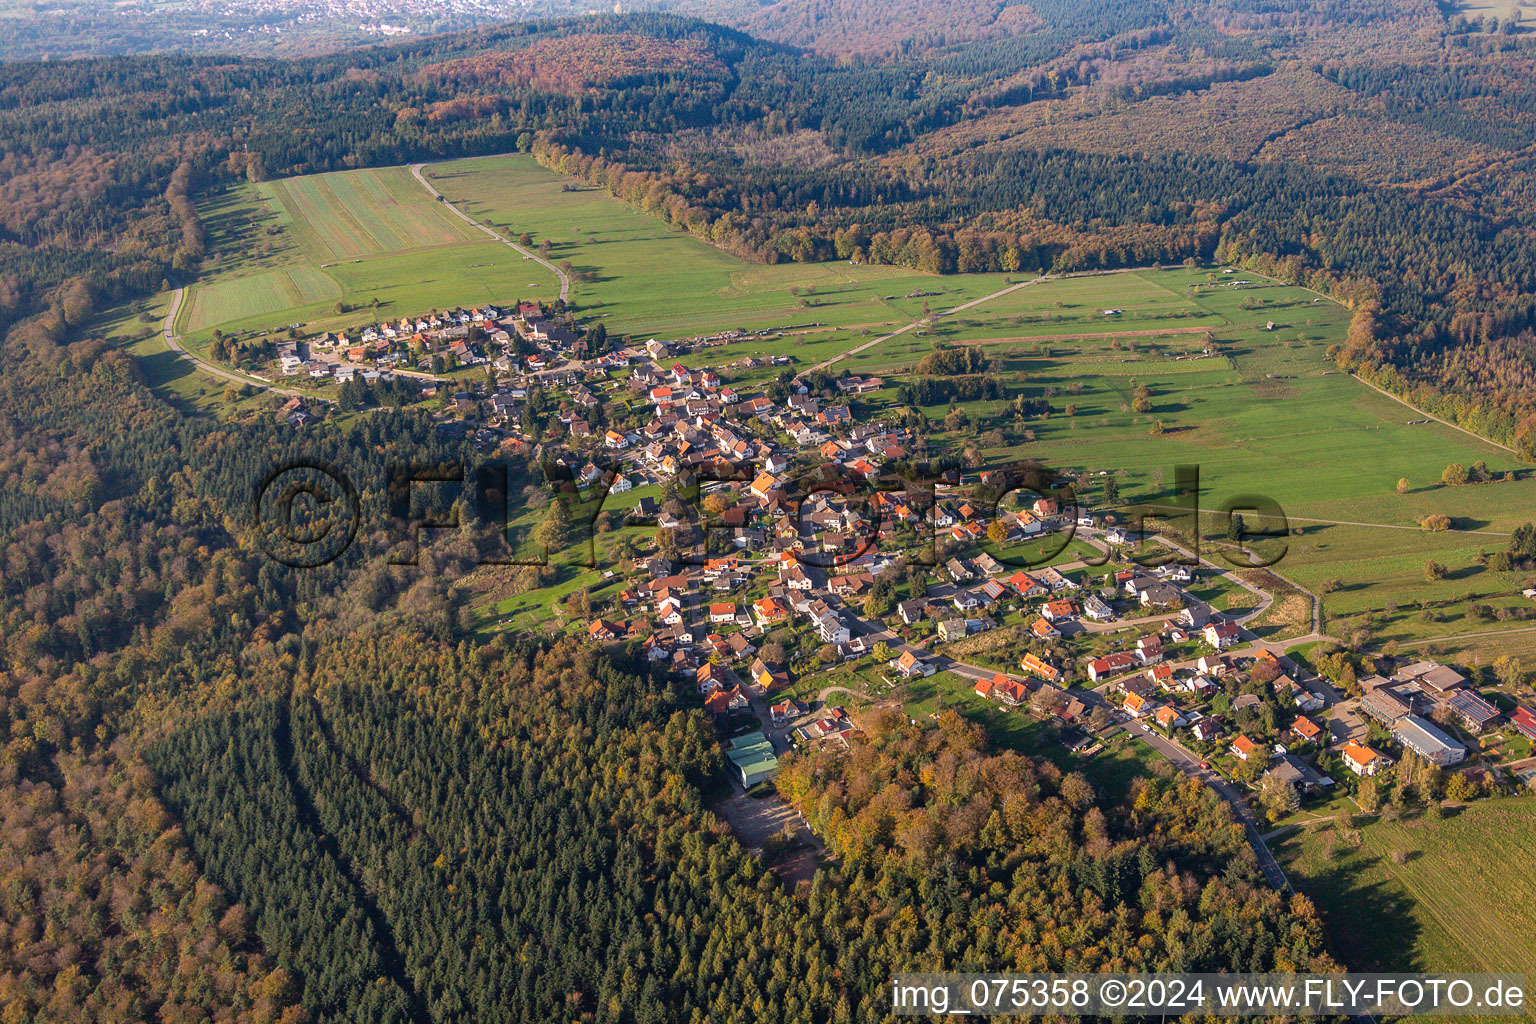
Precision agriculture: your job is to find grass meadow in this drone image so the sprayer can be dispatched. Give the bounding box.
[1275,798,1536,1024]
[421,154,1014,349]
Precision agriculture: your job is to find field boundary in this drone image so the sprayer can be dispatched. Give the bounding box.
[954,325,1214,345]
[410,162,570,302]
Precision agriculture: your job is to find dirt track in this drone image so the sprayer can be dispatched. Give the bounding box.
[954,325,1213,345]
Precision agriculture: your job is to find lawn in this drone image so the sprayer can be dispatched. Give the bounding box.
[1274,798,1536,1010]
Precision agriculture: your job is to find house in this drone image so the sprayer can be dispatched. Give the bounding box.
[749,657,789,691]
[1197,654,1235,676]
[1008,571,1047,599]
[1512,705,1536,741]
[704,687,747,716]
[1230,735,1260,761]
[1040,599,1080,622]
[695,662,729,694]
[892,650,936,678]
[1290,716,1325,744]
[752,596,791,627]
[1081,594,1115,621]
[1138,582,1183,609]
[586,619,620,642]
[1190,717,1225,743]
[1391,715,1467,766]
[749,472,782,502]
[1274,675,1325,711]
[1266,754,1332,793]
[1134,637,1163,665]
[770,700,807,727]
[1154,706,1187,731]
[709,602,737,624]
[898,599,930,626]
[1442,690,1502,732]
[1341,742,1390,776]
[1087,652,1137,683]
[807,600,850,644]
[1019,653,1060,683]
[1122,692,1152,718]
[1030,617,1059,640]
[1203,621,1241,648]
[937,618,968,642]
[951,590,983,613]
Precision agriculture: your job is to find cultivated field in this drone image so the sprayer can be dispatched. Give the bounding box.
[175,169,560,352]
[264,168,485,260]
[1275,799,1536,1020]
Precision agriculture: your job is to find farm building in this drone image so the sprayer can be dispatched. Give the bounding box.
[725,732,779,788]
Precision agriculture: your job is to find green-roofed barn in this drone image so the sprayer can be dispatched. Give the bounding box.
[725,731,779,788]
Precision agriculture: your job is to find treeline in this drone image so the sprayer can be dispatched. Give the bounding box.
[897,375,1008,405]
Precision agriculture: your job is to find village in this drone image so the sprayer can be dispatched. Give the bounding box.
[259,297,1536,832]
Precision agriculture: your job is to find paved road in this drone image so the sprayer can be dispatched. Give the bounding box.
[161,287,324,401]
[410,163,570,303]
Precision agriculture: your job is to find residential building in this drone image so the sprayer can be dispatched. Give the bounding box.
[1341,741,1390,776]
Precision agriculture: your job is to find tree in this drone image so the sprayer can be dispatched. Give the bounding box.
[871,642,892,664]
[1511,522,1536,560]
[1441,463,1468,486]
[987,521,1011,545]
[1445,771,1475,803]
[1419,513,1452,532]
[1493,654,1527,690]
[1424,560,1447,582]
[1226,513,1246,543]
[1260,773,1300,823]
[1356,776,1380,812]
[1233,747,1271,784]
[1396,478,1410,495]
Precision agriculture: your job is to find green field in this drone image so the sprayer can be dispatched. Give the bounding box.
[266,168,484,260]
[834,264,1536,646]
[182,264,340,332]
[175,167,561,353]
[422,154,1013,354]
[1275,799,1536,1007]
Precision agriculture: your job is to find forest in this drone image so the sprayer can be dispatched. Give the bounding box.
[2,1,1535,1017]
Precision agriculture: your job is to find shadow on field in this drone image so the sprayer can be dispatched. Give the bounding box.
[1273,831,1427,972]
